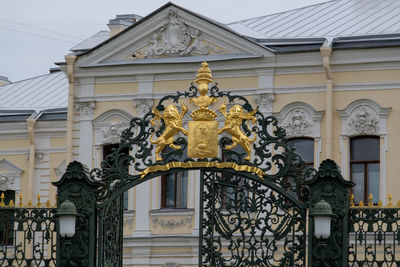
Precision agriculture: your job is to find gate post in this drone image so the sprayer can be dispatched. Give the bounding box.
[53,161,98,267]
[306,159,354,266]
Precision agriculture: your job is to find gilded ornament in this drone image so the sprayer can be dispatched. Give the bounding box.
[150,103,188,161]
[187,62,219,158]
[188,121,218,158]
[139,161,265,179]
[218,103,257,161]
[190,62,217,108]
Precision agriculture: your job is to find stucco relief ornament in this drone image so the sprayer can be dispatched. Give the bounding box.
[254,93,275,115]
[348,106,379,135]
[143,8,219,57]
[0,175,13,190]
[134,99,153,117]
[282,109,312,137]
[102,122,129,144]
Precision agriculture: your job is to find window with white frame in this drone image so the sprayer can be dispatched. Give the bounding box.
[275,102,322,168]
[350,136,380,204]
[338,99,390,204]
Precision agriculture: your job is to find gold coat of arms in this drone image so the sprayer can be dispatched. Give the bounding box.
[150,62,257,162]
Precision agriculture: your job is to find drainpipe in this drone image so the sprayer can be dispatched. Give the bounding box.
[65,54,77,163]
[320,41,333,159]
[26,118,37,201]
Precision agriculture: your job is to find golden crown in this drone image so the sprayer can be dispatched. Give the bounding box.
[190,107,217,121]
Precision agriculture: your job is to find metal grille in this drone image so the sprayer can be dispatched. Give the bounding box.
[200,171,306,266]
[348,207,400,266]
[98,196,123,267]
[0,207,57,267]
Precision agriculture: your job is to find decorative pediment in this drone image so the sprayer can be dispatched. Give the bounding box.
[0,159,23,191]
[93,109,133,145]
[275,102,323,138]
[75,3,272,67]
[338,99,391,137]
[127,8,228,59]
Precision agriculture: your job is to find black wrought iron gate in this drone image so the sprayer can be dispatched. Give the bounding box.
[56,62,312,267]
[200,171,306,266]
[51,62,400,267]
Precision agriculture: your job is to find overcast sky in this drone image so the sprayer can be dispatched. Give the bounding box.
[0,0,328,82]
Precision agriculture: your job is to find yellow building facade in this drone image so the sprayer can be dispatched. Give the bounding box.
[1,1,400,266]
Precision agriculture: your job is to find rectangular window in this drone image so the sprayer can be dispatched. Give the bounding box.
[103,144,129,210]
[350,137,380,204]
[161,171,188,209]
[288,138,314,167]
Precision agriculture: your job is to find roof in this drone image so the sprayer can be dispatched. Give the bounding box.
[0,72,68,112]
[74,2,270,58]
[228,0,400,40]
[70,31,110,52]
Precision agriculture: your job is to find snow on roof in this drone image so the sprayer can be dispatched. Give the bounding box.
[228,0,400,39]
[0,72,68,112]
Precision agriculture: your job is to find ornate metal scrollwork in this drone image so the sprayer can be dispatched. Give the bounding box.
[200,171,306,266]
[92,62,308,202]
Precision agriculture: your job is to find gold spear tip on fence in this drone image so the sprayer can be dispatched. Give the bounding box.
[37,194,41,207]
[368,193,373,207]
[350,193,355,207]
[388,193,393,207]
[0,193,4,207]
[19,193,23,206]
[8,200,14,207]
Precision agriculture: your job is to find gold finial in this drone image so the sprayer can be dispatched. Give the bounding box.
[388,193,393,207]
[46,200,50,207]
[27,200,32,207]
[8,200,14,207]
[368,193,373,207]
[0,193,4,207]
[191,62,217,108]
[378,200,383,207]
[19,193,23,207]
[195,62,213,85]
[37,194,41,207]
[359,200,364,207]
[350,193,354,207]
[397,200,400,208]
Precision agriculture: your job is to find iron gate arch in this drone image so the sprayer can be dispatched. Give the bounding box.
[90,62,310,266]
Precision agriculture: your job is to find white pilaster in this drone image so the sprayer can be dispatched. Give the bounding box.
[134,181,151,237]
[76,101,95,168]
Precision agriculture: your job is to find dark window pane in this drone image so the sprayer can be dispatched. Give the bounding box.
[165,173,176,208]
[123,191,129,210]
[351,137,379,161]
[178,172,188,209]
[288,138,314,164]
[367,163,380,203]
[351,164,364,204]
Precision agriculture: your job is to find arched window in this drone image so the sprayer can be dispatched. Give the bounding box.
[350,136,380,204]
[288,138,314,167]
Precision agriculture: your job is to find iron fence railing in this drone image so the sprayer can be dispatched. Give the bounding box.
[348,195,400,266]
[0,195,57,267]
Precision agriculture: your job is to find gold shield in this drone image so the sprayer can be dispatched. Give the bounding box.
[188,121,218,159]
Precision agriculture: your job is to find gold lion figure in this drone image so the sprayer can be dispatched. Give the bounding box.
[218,104,257,161]
[150,103,188,161]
